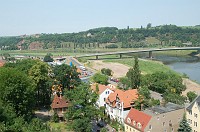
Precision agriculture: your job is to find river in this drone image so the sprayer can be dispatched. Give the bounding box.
[149,53,200,83]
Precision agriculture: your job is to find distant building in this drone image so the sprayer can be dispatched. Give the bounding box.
[51,94,69,120]
[186,95,200,132]
[91,83,116,107]
[124,102,184,132]
[105,89,138,124]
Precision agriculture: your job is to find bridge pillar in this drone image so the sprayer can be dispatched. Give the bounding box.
[96,55,99,60]
[119,54,122,59]
[149,51,153,58]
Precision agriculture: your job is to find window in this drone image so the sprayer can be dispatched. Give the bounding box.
[130,128,131,131]
[133,121,136,126]
[108,91,109,94]
[149,125,152,130]
[194,121,198,127]
[163,115,165,118]
[194,113,198,118]
[127,118,131,124]
[189,110,192,115]
[157,117,159,120]
[104,98,106,101]
[171,128,174,132]
[137,123,141,129]
[105,91,107,94]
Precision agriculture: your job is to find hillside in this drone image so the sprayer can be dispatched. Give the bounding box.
[1,24,200,50]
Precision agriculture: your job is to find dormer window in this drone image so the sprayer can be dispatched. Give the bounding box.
[57,102,59,104]
[127,118,131,124]
[133,121,136,126]
[137,122,142,129]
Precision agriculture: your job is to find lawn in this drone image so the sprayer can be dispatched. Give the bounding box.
[104,58,177,75]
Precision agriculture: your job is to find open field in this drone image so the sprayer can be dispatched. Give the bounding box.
[103,58,177,75]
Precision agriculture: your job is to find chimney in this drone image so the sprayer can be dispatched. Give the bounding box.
[141,103,144,111]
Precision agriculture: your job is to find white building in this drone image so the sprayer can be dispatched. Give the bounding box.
[91,84,116,107]
[105,89,138,124]
[186,95,200,132]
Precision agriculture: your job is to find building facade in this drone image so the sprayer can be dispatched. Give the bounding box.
[105,89,138,124]
[91,84,115,107]
[186,96,200,132]
[125,102,185,132]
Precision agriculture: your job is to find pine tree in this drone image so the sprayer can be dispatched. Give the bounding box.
[126,56,141,89]
[178,114,192,132]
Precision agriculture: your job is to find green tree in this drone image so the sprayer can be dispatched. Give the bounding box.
[43,53,54,62]
[53,64,81,90]
[178,114,192,132]
[138,86,151,99]
[65,83,99,132]
[0,67,35,120]
[147,23,152,29]
[126,56,141,89]
[51,112,59,123]
[4,59,38,74]
[29,61,51,107]
[92,73,108,85]
[101,68,112,76]
[187,91,197,102]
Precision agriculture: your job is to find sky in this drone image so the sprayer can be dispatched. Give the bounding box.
[0,0,200,36]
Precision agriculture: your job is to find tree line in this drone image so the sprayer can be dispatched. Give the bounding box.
[1,25,200,50]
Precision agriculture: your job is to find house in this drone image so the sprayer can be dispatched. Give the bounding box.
[124,102,185,132]
[91,83,116,107]
[105,89,138,124]
[186,95,200,132]
[51,94,69,120]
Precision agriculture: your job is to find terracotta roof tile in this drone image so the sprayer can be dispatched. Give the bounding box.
[125,108,152,132]
[51,94,68,109]
[106,89,138,108]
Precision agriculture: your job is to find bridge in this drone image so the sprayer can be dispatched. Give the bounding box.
[76,47,200,59]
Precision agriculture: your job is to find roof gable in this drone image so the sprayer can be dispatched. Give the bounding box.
[91,83,115,95]
[125,108,152,131]
[186,95,200,111]
[106,89,138,108]
[51,94,68,109]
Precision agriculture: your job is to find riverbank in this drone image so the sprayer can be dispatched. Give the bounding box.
[87,58,200,96]
[182,78,200,96]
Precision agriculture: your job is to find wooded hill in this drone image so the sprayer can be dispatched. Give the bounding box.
[1,24,200,50]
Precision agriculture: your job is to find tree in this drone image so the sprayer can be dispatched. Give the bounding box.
[92,73,108,85]
[0,67,35,120]
[51,112,59,123]
[65,83,100,132]
[4,58,39,74]
[138,86,151,99]
[147,23,152,29]
[178,114,192,132]
[187,91,197,102]
[53,64,81,90]
[126,56,141,89]
[101,68,112,76]
[29,61,51,107]
[43,53,54,62]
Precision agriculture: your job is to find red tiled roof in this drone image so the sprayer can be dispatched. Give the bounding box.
[51,94,68,109]
[91,83,115,95]
[0,60,5,67]
[125,108,152,132]
[106,89,138,108]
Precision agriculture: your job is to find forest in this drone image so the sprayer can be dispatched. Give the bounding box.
[1,24,200,50]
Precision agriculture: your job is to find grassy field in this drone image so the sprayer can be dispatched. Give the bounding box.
[104,58,178,75]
